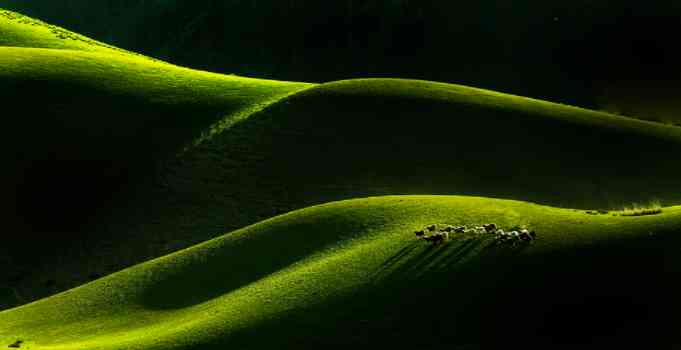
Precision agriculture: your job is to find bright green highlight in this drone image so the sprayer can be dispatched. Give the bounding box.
[2,196,680,349]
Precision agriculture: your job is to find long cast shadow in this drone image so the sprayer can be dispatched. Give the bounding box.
[425,237,491,275]
[373,242,420,277]
[378,236,490,281]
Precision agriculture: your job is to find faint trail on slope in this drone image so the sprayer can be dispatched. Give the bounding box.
[180,85,315,154]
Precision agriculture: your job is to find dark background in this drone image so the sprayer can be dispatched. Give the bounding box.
[4,0,681,110]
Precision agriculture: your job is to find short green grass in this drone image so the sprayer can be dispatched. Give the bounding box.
[0,44,312,241]
[7,65,681,310]
[1,196,680,349]
[0,10,312,308]
[2,12,681,350]
[22,74,679,313]
[0,8,149,58]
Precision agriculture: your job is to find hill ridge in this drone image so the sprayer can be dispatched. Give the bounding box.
[2,196,680,349]
[1,11,681,349]
[0,8,157,60]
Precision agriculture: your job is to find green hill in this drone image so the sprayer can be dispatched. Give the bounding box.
[5,57,681,310]
[159,77,681,218]
[2,14,681,350]
[1,196,680,349]
[1,44,311,237]
[0,12,311,308]
[0,8,144,57]
[5,1,681,116]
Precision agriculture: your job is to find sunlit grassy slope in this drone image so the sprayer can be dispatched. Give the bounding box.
[1,44,311,239]
[3,13,681,345]
[0,9,312,308]
[6,62,681,310]
[97,78,681,304]
[0,8,146,56]
[0,38,311,235]
[2,196,680,349]
[150,77,681,237]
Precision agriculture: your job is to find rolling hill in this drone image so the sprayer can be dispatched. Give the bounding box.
[5,0,681,119]
[1,10,681,349]
[1,196,680,349]
[0,8,312,308]
[0,8,312,238]
[4,8,681,311]
[0,8,146,57]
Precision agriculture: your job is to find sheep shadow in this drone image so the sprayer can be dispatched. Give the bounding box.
[374,236,503,282]
[374,243,420,273]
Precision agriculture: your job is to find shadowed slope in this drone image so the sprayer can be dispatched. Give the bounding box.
[8,76,681,310]
[0,46,311,235]
[0,42,311,309]
[1,196,680,349]
[149,78,681,232]
[6,1,681,114]
[3,10,681,316]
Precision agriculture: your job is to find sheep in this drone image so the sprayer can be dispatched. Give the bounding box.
[483,223,497,233]
[519,229,532,241]
[423,232,446,245]
[414,223,533,245]
[495,229,513,243]
[519,229,530,241]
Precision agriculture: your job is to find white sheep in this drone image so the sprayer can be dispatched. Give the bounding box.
[519,229,536,241]
[483,223,498,233]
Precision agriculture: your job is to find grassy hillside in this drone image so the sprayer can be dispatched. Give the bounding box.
[6,74,681,311]
[0,45,310,234]
[5,0,681,114]
[0,11,312,308]
[0,9,145,57]
[3,10,681,329]
[164,77,681,210]
[104,77,681,268]
[1,196,680,349]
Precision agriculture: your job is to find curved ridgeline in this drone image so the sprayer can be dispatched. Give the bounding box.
[1,196,681,349]
[4,1,681,114]
[0,9,311,309]
[1,10,681,349]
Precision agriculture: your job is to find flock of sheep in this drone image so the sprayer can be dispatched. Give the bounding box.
[414,223,536,245]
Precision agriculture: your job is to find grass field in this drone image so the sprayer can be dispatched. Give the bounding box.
[2,8,681,348]
[2,196,681,349]
[0,8,312,308]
